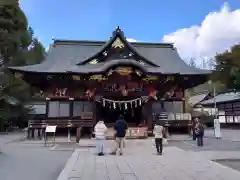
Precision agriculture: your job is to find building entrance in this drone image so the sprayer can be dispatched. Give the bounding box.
[96,101,144,127]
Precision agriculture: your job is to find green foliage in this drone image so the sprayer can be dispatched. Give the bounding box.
[0,4,45,131]
[212,45,240,90]
[0,73,33,130]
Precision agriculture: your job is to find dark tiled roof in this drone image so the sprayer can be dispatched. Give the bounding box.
[201,92,240,105]
[188,92,210,107]
[8,29,210,75]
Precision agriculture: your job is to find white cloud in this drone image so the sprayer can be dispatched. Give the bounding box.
[127,38,137,42]
[162,3,240,65]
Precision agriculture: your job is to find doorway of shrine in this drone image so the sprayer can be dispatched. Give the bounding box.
[96,101,144,127]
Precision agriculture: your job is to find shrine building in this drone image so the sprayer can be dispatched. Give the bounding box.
[8,27,210,139]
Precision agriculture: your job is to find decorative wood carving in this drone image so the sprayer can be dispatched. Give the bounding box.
[103,82,144,92]
[112,38,125,48]
[85,89,95,99]
[142,75,158,81]
[72,75,81,81]
[88,59,99,64]
[148,87,158,100]
[55,88,67,96]
[89,75,107,81]
[115,67,132,76]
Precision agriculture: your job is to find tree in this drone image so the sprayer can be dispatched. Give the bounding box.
[212,45,240,90]
[207,58,216,70]
[0,4,30,67]
[0,4,45,131]
[9,27,46,66]
[188,58,196,67]
[0,74,32,131]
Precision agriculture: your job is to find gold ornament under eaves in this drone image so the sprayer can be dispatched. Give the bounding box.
[14,72,23,79]
[167,76,175,81]
[142,75,158,81]
[89,75,107,81]
[112,38,125,48]
[116,67,132,75]
[88,59,99,64]
[72,75,81,81]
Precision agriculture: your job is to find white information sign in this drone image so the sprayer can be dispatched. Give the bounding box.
[45,125,57,133]
[214,119,221,138]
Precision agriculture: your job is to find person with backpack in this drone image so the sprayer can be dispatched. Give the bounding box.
[195,118,204,147]
[153,122,165,155]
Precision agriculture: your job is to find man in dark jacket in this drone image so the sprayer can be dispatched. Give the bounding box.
[111,116,128,155]
[195,119,204,146]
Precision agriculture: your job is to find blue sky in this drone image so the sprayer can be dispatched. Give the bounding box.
[20,0,240,61]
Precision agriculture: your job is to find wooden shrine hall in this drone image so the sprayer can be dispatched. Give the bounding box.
[8,27,210,139]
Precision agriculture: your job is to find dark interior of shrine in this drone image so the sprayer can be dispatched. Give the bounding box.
[96,102,143,127]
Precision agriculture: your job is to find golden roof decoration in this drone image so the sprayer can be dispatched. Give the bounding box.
[167,76,175,81]
[72,75,81,81]
[112,38,124,48]
[88,59,99,64]
[142,75,158,81]
[116,67,132,76]
[89,75,107,81]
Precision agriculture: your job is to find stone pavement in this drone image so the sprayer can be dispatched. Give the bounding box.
[57,140,240,180]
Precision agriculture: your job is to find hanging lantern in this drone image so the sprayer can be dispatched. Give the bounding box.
[113,102,116,109]
[103,99,106,107]
[125,103,127,109]
[139,99,142,106]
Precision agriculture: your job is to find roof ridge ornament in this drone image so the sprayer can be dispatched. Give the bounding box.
[112,26,125,38]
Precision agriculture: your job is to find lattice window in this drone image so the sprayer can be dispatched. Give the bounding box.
[48,101,70,117]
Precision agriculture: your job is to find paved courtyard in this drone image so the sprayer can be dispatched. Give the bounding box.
[58,139,240,180]
[2,129,240,180]
[0,133,72,180]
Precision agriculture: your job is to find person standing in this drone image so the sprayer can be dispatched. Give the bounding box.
[153,122,164,155]
[111,115,128,156]
[192,118,197,140]
[195,119,204,147]
[94,120,108,156]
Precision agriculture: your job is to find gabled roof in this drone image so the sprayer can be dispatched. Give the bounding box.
[201,92,240,105]
[77,27,159,67]
[188,91,210,107]
[8,27,211,75]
